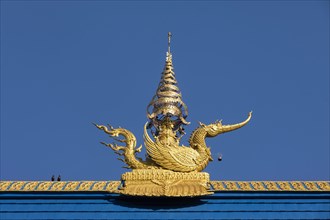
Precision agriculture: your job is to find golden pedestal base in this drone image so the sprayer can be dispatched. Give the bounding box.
[119,169,213,197]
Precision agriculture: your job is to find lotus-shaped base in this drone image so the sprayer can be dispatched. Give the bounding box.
[119,169,213,197]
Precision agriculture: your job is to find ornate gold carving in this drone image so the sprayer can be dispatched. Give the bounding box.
[0,182,12,191]
[79,181,94,190]
[146,44,190,128]
[93,124,156,170]
[0,181,121,192]
[94,113,251,197]
[237,182,252,190]
[210,181,330,192]
[144,113,252,173]
[9,181,25,190]
[120,169,211,197]
[277,181,294,191]
[64,182,79,191]
[264,181,280,190]
[316,181,330,191]
[105,182,121,193]
[94,33,252,174]
[1,181,329,192]
[50,182,66,191]
[251,181,265,190]
[93,33,252,197]
[291,181,307,191]
[38,182,52,191]
[223,181,240,191]
[22,182,39,191]
[210,181,227,191]
[92,181,107,191]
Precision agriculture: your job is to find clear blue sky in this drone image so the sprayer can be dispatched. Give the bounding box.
[1,1,329,181]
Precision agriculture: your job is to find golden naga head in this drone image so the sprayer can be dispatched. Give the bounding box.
[200,112,252,137]
[200,122,224,137]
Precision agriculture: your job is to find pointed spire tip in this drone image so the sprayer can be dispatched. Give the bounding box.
[168,32,172,53]
[166,32,172,62]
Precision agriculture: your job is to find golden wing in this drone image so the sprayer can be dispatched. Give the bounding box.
[143,123,199,172]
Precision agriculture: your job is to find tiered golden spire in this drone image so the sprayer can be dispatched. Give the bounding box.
[147,32,189,136]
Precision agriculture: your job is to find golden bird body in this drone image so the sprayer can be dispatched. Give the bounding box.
[144,122,202,172]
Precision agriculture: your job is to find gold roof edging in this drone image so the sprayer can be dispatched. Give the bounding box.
[1,181,329,192]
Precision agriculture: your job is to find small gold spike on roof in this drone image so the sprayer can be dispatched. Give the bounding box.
[147,33,189,134]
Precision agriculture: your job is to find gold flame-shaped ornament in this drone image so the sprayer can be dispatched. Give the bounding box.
[95,33,252,197]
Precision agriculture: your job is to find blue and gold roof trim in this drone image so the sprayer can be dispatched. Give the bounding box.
[1,181,329,192]
[0,181,121,193]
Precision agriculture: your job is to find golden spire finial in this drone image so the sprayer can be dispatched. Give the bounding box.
[147,32,189,135]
